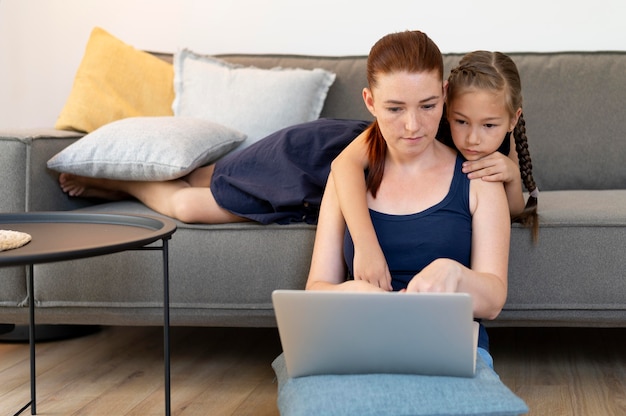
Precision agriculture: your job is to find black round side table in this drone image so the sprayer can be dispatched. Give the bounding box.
[0,212,176,416]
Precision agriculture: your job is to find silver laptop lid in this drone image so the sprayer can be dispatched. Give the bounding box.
[272,290,477,378]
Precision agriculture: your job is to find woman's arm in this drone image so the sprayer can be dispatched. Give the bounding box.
[406,179,510,319]
[464,178,510,318]
[306,174,385,292]
[330,132,392,290]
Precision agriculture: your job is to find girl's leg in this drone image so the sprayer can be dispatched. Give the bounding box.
[60,174,190,217]
[58,173,248,224]
[59,174,129,200]
[184,164,216,187]
[172,186,249,223]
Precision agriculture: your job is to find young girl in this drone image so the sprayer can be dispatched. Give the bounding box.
[306,30,510,361]
[58,118,370,224]
[330,50,538,290]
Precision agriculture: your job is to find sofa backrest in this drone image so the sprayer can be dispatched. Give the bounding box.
[158,51,626,192]
[500,52,626,191]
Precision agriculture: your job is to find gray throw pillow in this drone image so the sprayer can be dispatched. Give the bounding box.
[47,116,246,181]
[172,49,336,151]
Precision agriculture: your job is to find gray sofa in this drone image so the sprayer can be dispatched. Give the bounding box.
[1,51,625,328]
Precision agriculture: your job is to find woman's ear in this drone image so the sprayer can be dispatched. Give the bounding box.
[510,107,522,131]
[363,88,376,117]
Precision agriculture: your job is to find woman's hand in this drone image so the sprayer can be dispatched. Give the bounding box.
[405,258,462,293]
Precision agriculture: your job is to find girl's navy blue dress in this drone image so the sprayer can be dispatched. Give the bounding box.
[210,118,370,224]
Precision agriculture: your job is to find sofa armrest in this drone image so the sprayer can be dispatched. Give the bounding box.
[0,128,95,213]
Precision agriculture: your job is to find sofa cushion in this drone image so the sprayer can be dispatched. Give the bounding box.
[47,116,246,180]
[55,27,175,133]
[172,49,336,150]
[272,352,528,416]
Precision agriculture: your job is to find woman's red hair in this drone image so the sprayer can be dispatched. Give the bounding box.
[365,31,444,196]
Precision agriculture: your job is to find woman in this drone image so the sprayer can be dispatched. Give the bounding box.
[305,30,510,362]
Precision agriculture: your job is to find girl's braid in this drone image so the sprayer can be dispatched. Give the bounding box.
[512,113,539,240]
[513,113,536,194]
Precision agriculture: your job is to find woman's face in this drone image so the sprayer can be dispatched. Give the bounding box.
[364,70,444,157]
[447,89,519,160]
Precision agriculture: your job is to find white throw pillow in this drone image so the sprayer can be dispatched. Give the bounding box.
[172,49,336,150]
[47,116,246,181]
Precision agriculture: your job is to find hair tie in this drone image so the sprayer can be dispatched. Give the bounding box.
[529,187,539,199]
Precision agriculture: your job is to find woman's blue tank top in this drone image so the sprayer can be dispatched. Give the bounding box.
[343,154,490,351]
[344,154,471,290]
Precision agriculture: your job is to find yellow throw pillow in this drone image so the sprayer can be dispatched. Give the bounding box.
[55,27,174,133]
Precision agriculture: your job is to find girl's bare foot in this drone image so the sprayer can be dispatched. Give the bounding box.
[58,173,129,201]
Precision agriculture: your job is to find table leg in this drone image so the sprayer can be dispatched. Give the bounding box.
[11,265,36,416]
[162,238,171,416]
[28,264,36,415]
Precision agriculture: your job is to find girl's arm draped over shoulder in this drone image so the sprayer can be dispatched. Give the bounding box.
[330,132,392,291]
[305,174,386,293]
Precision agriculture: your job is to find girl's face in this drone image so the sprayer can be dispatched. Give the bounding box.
[447,89,520,160]
[364,70,444,157]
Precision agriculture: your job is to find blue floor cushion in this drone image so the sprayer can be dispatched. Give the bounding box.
[272,353,528,416]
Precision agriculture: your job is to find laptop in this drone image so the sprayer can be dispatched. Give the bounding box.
[272,290,479,378]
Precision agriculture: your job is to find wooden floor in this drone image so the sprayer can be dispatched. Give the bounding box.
[0,325,624,415]
[490,326,626,416]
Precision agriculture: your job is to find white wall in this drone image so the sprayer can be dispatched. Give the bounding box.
[0,0,624,130]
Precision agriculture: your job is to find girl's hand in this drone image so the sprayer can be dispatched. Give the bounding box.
[462,152,520,184]
[352,245,393,291]
[405,258,462,293]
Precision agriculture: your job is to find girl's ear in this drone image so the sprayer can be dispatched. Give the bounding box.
[363,87,376,117]
[510,107,522,131]
[443,80,449,102]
